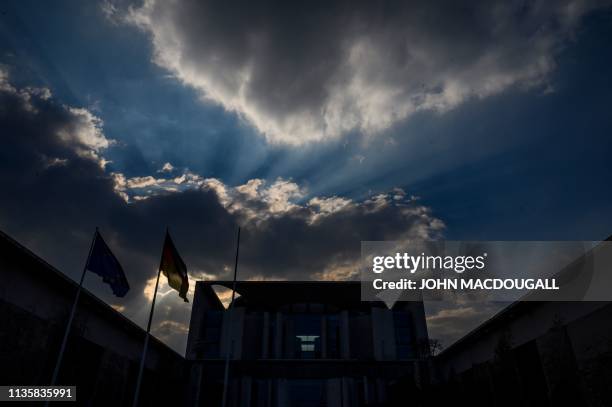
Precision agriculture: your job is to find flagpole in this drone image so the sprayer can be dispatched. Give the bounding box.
[132,230,166,407]
[45,228,98,406]
[221,226,241,407]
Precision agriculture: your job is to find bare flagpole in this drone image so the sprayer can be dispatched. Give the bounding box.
[44,228,98,407]
[132,229,166,407]
[221,226,241,407]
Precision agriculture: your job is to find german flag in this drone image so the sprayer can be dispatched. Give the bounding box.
[159,230,189,302]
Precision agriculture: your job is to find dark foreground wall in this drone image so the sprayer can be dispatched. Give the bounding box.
[432,301,612,407]
[0,230,188,406]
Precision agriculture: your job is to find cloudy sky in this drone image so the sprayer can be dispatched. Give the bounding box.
[1,0,611,353]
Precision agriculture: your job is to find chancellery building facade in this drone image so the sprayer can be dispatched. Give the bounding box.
[185,281,431,407]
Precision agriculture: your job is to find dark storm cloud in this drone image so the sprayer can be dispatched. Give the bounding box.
[125,0,611,144]
[0,71,118,258]
[0,70,443,351]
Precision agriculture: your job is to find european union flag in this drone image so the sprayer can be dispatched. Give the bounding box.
[86,230,130,297]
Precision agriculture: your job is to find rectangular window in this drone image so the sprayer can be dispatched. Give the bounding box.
[292,314,322,358]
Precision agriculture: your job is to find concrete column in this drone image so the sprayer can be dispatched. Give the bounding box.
[371,308,383,360]
[341,377,351,407]
[376,379,387,404]
[321,315,327,358]
[326,379,342,407]
[363,376,369,404]
[340,310,350,359]
[193,363,203,407]
[275,312,283,358]
[240,377,252,407]
[267,380,273,407]
[277,379,288,407]
[262,311,270,358]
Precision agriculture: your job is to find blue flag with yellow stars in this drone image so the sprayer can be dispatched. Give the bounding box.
[86,230,130,297]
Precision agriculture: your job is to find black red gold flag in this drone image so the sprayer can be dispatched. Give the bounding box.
[160,231,189,302]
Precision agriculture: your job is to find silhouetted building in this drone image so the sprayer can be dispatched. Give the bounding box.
[433,300,612,407]
[0,230,187,406]
[431,238,612,407]
[186,281,431,406]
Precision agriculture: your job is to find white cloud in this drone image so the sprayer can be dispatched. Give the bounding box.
[159,162,174,173]
[126,175,163,189]
[126,0,610,145]
[111,170,211,202]
[308,196,353,224]
[41,156,69,169]
[1,68,113,168]
[57,107,113,165]
[235,178,263,199]
[260,179,305,214]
